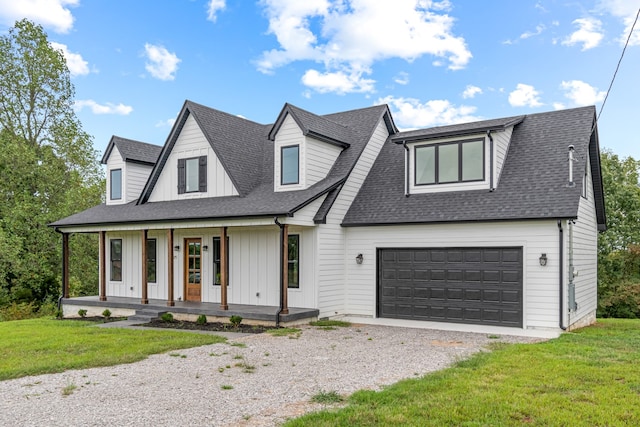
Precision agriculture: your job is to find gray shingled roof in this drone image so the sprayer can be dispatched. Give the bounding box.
[343,106,606,228]
[393,115,524,142]
[51,102,394,228]
[101,136,162,165]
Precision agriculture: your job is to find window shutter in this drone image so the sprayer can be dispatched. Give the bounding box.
[198,155,207,192]
[177,159,186,194]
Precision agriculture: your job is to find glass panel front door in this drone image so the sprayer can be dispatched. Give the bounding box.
[184,238,202,301]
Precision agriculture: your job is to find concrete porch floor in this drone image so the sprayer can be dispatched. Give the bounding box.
[61,296,319,326]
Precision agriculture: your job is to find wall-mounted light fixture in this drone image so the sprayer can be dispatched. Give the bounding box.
[174,245,180,251]
[356,253,364,264]
[203,245,209,251]
[539,253,548,266]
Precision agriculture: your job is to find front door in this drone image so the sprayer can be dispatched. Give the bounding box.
[184,238,202,302]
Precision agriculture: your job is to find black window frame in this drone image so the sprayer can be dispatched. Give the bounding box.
[288,234,299,289]
[581,164,588,199]
[110,169,122,200]
[110,239,122,282]
[281,145,300,185]
[212,236,229,286]
[178,156,207,194]
[414,138,485,186]
[147,238,157,283]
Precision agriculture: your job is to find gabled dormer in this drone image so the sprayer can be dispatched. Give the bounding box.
[392,116,524,195]
[269,104,352,192]
[102,136,162,205]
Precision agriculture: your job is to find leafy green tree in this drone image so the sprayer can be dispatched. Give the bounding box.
[0,20,103,308]
[598,150,640,318]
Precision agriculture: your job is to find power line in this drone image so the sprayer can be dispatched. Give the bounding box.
[596,7,640,125]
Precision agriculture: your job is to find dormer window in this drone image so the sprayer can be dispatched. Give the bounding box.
[281,145,299,185]
[415,139,484,185]
[110,169,122,200]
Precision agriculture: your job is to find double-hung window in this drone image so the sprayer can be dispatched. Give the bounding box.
[178,156,207,194]
[110,239,122,281]
[287,234,299,288]
[281,145,299,185]
[110,169,122,200]
[415,139,484,185]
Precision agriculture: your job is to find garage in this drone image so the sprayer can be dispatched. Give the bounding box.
[377,247,523,327]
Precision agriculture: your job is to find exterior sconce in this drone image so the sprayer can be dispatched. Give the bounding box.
[174,245,180,251]
[356,253,364,264]
[539,253,548,266]
[203,245,209,251]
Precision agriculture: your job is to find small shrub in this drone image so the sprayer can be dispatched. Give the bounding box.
[77,309,88,318]
[229,315,243,328]
[160,312,174,322]
[196,314,207,325]
[102,309,111,319]
[0,302,37,321]
[54,309,63,319]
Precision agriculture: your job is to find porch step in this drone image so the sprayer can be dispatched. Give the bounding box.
[128,308,166,323]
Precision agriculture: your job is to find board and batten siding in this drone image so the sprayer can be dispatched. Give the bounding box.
[148,114,238,202]
[105,147,125,205]
[317,118,391,317]
[569,154,598,327]
[344,220,563,330]
[493,126,514,187]
[125,162,153,203]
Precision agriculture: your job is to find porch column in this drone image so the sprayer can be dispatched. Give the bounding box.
[220,226,228,310]
[99,231,107,301]
[281,224,289,315]
[61,232,70,299]
[141,229,149,304]
[167,229,175,307]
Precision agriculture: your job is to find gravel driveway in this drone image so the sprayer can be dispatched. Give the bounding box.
[0,324,541,426]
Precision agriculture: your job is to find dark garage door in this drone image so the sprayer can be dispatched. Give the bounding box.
[378,247,523,327]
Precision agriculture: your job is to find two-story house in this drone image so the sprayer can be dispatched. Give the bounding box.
[51,100,605,336]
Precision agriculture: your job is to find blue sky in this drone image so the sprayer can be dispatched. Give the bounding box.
[0,0,639,160]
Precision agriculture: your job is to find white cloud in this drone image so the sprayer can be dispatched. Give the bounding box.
[0,0,77,33]
[50,42,90,76]
[206,0,226,22]
[155,117,177,128]
[508,83,543,108]
[394,72,410,85]
[520,24,546,39]
[301,68,375,94]
[144,43,181,81]
[376,95,480,128]
[598,0,640,46]
[462,84,482,99]
[553,102,565,110]
[257,0,471,94]
[560,80,606,106]
[562,18,604,50]
[74,100,133,115]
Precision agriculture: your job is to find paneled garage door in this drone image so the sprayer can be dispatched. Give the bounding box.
[378,247,523,327]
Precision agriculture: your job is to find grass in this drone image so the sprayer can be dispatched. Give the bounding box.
[267,327,301,337]
[310,320,351,328]
[0,318,226,381]
[285,319,640,426]
[311,390,344,404]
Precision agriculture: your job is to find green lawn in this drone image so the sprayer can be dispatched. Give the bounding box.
[0,318,226,380]
[286,319,640,426]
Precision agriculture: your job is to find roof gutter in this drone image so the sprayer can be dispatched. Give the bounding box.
[487,130,494,191]
[274,217,285,327]
[557,220,567,331]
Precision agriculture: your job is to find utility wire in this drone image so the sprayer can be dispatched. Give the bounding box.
[595,7,640,128]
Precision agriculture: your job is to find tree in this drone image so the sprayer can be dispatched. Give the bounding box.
[597,150,640,318]
[0,20,103,308]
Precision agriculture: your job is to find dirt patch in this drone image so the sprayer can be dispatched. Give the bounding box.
[141,319,277,333]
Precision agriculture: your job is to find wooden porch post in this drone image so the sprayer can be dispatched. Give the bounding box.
[141,229,149,304]
[220,226,228,310]
[99,231,107,301]
[281,224,289,315]
[61,232,70,299]
[167,229,175,306]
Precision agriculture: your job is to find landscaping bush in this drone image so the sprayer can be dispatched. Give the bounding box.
[160,312,174,322]
[196,314,207,325]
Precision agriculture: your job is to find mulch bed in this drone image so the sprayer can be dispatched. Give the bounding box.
[142,319,275,334]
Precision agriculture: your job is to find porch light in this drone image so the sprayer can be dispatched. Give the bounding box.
[203,245,209,251]
[174,245,180,251]
[356,253,364,264]
[539,253,547,266]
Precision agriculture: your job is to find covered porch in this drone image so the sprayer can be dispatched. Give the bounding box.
[61,296,319,326]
